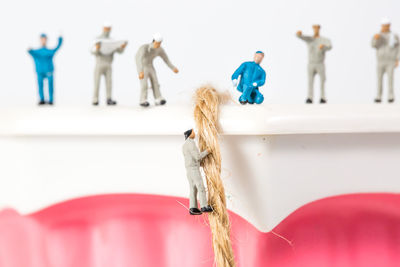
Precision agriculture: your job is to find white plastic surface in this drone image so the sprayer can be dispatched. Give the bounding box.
[1,104,400,232]
[2,104,400,136]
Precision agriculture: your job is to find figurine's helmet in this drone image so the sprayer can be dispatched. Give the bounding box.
[153,32,163,42]
[103,21,112,28]
[381,18,391,25]
[184,129,193,140]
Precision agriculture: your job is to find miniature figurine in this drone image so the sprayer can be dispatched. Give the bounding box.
[182,129,213,215]
[231,51,266,105]
[91,22,127,106]
[372,18,400,103]
[135,33,179,107]
[28,33,63,105]
[296,24,332,104]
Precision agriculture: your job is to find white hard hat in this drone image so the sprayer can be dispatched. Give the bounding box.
[103,21,112,28]
[381,17,391,25]
[153,32,163,42]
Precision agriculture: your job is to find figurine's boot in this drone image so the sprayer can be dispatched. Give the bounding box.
[140,101,150,107]
[38,100,46,105]
[306,98,313,104]
[201,205,213,213]
[107,99,117,105]
[239,95,248,105]
[189,208,202,215]
[155,97,167,106]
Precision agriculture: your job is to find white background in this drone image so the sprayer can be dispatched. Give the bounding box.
[0,0,399,106]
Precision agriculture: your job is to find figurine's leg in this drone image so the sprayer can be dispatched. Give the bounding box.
[317,64,326,101]
[93,66,102,104]
[149,69,166,105]
[247,90,256,104]
[376,64,385,101]
[240,84,252,102]
[254,89,264,104]
[47,73,54,103]
[187,174,198,209]
[105,66,113,101]
[193,172,207,208]
[307,64,316,101]
[139,72,149,104]
[37,73,45,102]
[387,64,395,102]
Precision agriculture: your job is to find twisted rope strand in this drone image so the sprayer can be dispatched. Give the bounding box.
[194,85,236,267]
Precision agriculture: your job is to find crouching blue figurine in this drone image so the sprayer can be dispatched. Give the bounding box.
[231,51,266,105]
[28,34,63,105]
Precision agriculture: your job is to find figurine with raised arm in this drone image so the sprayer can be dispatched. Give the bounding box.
[231,51,266,105]
[372,18,400,103]
[182,129,213,215]
[91,22,127,106]
[297,24,332,104]
[135,33,179,107]
[28,33,63,105]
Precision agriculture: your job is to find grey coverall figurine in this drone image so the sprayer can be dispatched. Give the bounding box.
[297,25,332,104]
[372,18,400,103]
[182,129,213,215]
[92,22,127,106]
[135,33,179,107]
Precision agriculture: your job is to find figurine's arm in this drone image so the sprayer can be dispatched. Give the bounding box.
[199,150,210,161]
[232,63,245,81]
[91,41,101,55]
[322,39,332,51]
[159,48,176,70]
[135,46,145,73]
[254,69,266,87]
[296,34,313,43]
[189,142,209,162]
[52,36,63,53]
[395,35,400,64]
[27,48,37,57]
[371,34,382,48]
[115,42,127,54]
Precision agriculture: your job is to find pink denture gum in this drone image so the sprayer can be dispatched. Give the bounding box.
[1,193,400,267]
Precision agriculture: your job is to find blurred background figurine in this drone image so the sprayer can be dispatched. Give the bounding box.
[135,33,179,107]
[372,18,400,103]
[91,22,127,106]
[28,33,63,105]
[231,51,266,105]
[297,24,332,104]
[182,129,213,215]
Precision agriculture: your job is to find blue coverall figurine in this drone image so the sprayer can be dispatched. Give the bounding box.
[28,34,63,105]
[231,51,266,105]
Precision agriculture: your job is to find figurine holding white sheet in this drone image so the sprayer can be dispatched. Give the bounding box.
[372,18,400,103]
[91,22,127,106]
